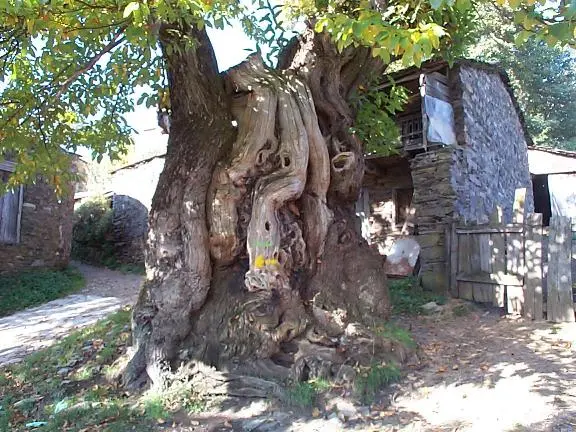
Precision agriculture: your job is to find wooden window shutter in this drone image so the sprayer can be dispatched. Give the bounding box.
[0,169,23,244]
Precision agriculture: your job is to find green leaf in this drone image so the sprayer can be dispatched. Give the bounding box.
[123,2,140,18]
[514,30,532,45]
[549,22,572,41]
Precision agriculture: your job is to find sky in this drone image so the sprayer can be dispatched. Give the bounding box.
[123,22,258,136]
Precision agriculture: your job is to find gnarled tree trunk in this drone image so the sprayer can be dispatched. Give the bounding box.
[125,25,398,393]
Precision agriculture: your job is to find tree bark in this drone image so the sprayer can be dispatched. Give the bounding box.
[125,24,395,392]
[124,24,235,388]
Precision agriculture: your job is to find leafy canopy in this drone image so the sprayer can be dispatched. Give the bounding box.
[1,0,575,191]
[466,2,576,149]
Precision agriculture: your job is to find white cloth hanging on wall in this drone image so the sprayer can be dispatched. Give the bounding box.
[548,173,576,219]
[424,95,457,146]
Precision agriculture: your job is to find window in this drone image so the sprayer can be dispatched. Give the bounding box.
[0,161,23,244]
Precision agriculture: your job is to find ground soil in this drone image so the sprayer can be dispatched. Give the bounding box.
[2,263,575,431]
[166,300,576,432]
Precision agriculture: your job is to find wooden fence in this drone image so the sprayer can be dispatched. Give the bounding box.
[448,213,575,322]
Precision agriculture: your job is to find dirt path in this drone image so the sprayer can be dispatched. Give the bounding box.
[389,304,576,432]
[0,262,143,367]
[173,302,576,432]
[74,261,142,303]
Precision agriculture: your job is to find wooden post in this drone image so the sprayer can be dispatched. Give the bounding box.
[448,223,458,297]
[507,200,526,315]
[490,206,505,307]
[513,188,527,224]
[490,206,504,226]
[524,213,543,320]
[547,216,575,322]
[458,231,474,301]
[420,74,428,151]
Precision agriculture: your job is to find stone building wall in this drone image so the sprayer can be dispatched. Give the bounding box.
[410,148,456,230]
[109,156,165,263]
[360,62,534,294]
[410,148,457,292]
[0,180,75,273]
[450,64,534,223]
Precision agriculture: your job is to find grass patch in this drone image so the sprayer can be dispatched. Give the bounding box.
[0,267,85,317]
[100,260,145,275]
[0,307,207,431]
[286,378,332,408]
[374,323,417,349]
[355,362,401,403]
[389,277,446,315]
[0,308,161,431]
[452,303,472,317]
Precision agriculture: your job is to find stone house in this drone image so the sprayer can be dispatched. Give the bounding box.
[358,59,534,292]
[0,155,81,273]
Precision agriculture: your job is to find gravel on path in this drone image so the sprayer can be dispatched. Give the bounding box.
[0,262,143,367]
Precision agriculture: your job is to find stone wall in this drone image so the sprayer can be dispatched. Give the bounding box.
[451,65,534,223]
[0,180,75,273]
[410,148,457,292]
[410,148,456,230]
[109,156,165,263]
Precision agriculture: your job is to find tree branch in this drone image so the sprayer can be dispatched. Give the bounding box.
[1,26,127,130]
[53,27,126,103]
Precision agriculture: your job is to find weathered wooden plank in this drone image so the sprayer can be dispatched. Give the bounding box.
[507,286,525,316]
[423,80,451,102]
[506,229,525,315]
[468,233,488,302]
[456,226,524,234]
[457,234,473,300]
[15,185,23,243]
[524,213,544,320]
[513,188,527,224]
[420,74,428,150]
[457,272,523,286]
[489,206,504,226]
[488,206,506,307]
[0,188,19,244]
[427,71,449,85]
[449,223,458,297]
[473,233,493,302]
[557,217,574,322]
[548,218,560,321]
[548,216,575,322]
[491,231,506,307]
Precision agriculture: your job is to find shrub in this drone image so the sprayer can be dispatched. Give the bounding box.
[71,197,116,266]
